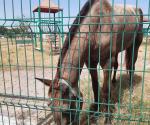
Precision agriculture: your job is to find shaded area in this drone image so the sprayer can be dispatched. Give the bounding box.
[80,74,143,124]
[112,74,142,103]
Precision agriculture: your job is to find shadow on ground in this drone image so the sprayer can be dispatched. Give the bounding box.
[79,74,142,125]
[112,74,142,103]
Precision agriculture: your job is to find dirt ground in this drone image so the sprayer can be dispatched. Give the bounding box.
[0,38,150,124]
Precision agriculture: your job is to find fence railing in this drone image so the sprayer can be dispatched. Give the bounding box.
[0,0,150,125]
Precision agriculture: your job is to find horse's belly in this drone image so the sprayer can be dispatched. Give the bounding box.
[116,32,136,52]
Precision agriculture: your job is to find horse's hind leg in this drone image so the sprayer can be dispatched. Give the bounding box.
[125,33,143,87]
[125,46,137,88]
[125,47,131,77]
[112,54,118,84]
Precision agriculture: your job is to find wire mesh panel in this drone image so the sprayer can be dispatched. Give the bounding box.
[0,0,150,125]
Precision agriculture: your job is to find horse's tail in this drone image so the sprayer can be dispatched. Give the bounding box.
[138,8,143,31]
[135,8,143,47]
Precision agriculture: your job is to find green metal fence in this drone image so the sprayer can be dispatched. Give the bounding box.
[0,0,150,125]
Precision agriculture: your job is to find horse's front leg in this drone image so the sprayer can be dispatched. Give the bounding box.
[85,61,99,111]
[101,58,115,125]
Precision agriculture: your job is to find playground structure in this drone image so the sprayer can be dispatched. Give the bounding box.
[143,18,150,36]
[32,0,63,52]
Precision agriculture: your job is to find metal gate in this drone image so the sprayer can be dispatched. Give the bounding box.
[0,0,150,125]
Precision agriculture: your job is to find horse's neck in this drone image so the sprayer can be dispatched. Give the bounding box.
[60,35,88,87]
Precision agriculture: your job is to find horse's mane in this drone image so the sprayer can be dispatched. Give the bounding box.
[61,0,92,58]
[61,0,111,56]
[55,1,92,78]
[55,0,111,78]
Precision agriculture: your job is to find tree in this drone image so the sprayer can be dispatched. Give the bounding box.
[0,26,8,35]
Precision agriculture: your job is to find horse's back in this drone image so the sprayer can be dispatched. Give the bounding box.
[114,5,142,30]
[113,5,143,52]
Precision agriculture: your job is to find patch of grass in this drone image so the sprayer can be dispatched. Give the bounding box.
[0,37,150,124]
[0,38,59,71]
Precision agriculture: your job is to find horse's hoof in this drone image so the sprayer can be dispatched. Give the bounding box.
[90,103,98,111]
[129,87,133,93]
[112,79,116,84]
[104,119,112,125]
[129,83,134,92]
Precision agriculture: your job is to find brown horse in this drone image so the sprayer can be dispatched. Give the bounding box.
[36,0,143,124]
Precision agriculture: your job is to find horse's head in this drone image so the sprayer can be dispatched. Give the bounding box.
[35,77,83,125]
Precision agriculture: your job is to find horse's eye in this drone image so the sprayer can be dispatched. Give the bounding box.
[70,93,76,99]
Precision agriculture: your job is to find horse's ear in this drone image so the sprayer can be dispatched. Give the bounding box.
[35,77,53,86]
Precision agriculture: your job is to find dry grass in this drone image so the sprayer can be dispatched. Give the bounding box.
[0,37,150,124]
[79,37,150,124]
[0,38,59,71]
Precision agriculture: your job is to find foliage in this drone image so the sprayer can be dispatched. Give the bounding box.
[0,21,31,38]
